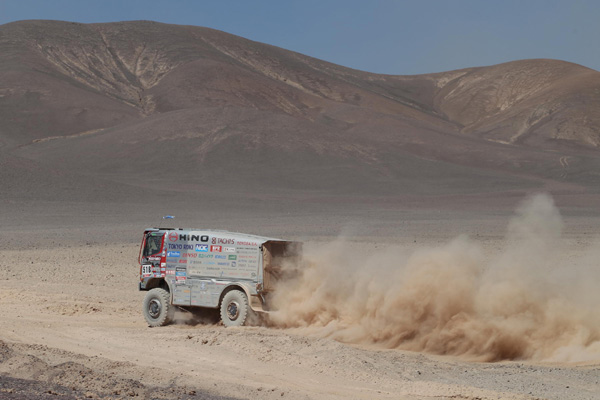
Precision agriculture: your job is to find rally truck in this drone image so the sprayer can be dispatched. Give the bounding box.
[138,228,301,327]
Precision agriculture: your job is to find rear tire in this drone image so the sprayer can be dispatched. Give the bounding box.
[220,290,249,327]
[143,288,174,327]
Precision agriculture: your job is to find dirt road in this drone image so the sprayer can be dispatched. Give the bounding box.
[1,234,599,400]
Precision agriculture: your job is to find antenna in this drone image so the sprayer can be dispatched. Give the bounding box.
[156,215,175,228]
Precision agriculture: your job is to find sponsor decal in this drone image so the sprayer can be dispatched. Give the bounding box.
[223,247,236,253]
[168,232,178,242]
[175,266,186,281]
[197,254,214,258]
[228,255,237,260]
[214,255,227,260]
[210,245,222,253]
[167,251,180,258]
[195,244,209,252]
[178,234,209,242]
[183,252,197,258]
[251,272,256,277]
[166,270,175,275]
[206,261,216,265]
[236,248,258,255]
[178,259,187,264]
[212,237,235,245]
[217,262,229,266]
[231,261,237,267]
[148,256,161,261]
[168,243,194,250]
[237,241,258,246]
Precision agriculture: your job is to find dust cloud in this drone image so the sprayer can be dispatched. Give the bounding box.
[269,194,600,362]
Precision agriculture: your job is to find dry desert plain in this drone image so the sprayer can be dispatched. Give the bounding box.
[1,195,600,400]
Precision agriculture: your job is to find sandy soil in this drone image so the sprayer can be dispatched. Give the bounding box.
[1,203,599,400]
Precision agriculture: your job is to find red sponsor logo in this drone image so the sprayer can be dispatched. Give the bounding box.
[210,245,222,252]
[237,241,258,246]
[168,232,178,242]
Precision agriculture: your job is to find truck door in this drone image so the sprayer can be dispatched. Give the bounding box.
[140,231,165,278]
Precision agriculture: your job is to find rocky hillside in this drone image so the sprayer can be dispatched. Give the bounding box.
[2,20,600,199]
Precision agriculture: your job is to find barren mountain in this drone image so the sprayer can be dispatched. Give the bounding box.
[2,20,600,202]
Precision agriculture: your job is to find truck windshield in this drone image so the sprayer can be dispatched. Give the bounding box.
[143,234,163,257]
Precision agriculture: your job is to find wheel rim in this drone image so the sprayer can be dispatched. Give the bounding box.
[148,298,161,319]
[226,301,239,320]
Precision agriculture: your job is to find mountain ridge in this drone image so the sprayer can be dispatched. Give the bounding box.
[2,20,600,202]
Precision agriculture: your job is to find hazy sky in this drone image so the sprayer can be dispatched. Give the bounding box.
[1,0,599,75]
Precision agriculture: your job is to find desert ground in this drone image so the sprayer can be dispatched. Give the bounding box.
[1,196,599,400]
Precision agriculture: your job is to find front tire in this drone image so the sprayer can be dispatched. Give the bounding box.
[220,290,249,327]
[143,288,174,327]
